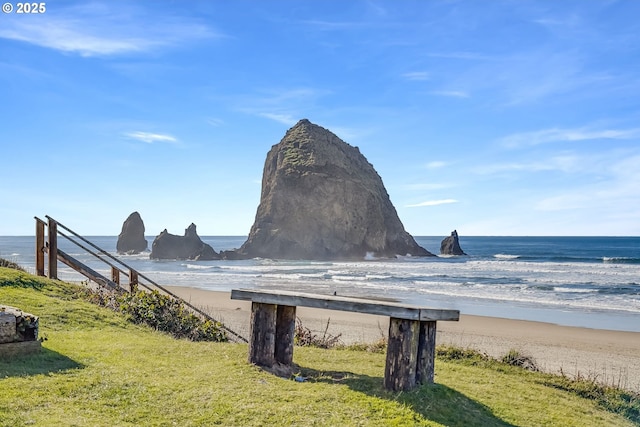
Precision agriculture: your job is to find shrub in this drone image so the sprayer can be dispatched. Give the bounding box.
[501,349,539,371]
[436,345,490,364]
[341,337,387,353]
[82,287,227,342]
[294,317,342,348]
[0,258,25,272]
[117,290,228,342]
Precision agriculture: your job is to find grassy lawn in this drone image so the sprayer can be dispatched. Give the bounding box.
[0,267,637,426]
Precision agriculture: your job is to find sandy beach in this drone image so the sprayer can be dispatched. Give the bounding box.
[166,286,640,392]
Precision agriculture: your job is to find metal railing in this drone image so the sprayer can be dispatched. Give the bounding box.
[35,215,246,343]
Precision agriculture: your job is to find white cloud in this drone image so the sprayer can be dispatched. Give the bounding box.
[405,199,458,208]
[530,153,640,234]
[535,193,589,211]
[427,52,495,61]
[473,155,581,175]
[430,90,470,98]
[425,161,448,169]
[206,118,224,127]
[0,4,218,57]
[235,87,330,124]
[1,21,155,56]
[301,19,391,31]
[424,160,450,169]
[402,71,430,81]
[402,183,452,191]
[499,127,640,148]
[125,132,178,144]
[258,113,297,125]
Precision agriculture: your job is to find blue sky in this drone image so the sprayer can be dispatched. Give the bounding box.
[1,0,639,237]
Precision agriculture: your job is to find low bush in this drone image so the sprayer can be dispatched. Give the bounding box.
[436,345,491,365]
[342,337,387,353]
[0,258,25,272]
[294,317,342,348]
[501,348,539,371]
[84,287,227,342]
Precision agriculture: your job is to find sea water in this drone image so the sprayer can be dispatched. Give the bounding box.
[1,235,638,332]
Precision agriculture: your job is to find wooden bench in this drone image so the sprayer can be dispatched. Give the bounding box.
[230,288,459,391]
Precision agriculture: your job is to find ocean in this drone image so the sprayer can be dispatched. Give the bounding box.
[1,235,639,332]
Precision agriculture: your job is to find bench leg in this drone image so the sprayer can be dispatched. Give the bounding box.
[275,305,296,365]
[384,318,420,391]
[248,302,277,367]
[416,321,437,384]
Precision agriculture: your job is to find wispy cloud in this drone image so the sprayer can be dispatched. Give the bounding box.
[402,183,452,191]
[125,132,178,144]
[301,19,399,31]
[535,153,640,212]
[427,51,496,61]
[258,113,297,126]
[405,199,458,208]
[402,71,430,81]
[235,87,330,125]
[425,161,448,169]
[301,20,369,30]
[430,90,470,98]
[499,127,640,148]
[473,155,581,175]
[497,51,616,106]
[206,118,224,127]
[0,4,218,56]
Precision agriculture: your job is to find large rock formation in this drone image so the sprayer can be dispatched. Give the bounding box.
[150,224,219,260]
[116,212,148,254]
[440,230,466,256]
[236,119,433,260]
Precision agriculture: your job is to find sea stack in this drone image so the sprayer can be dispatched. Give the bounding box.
[150,223,219,260]
[236,119,433,260]
[116,212,148,254]
[440,230,466,256]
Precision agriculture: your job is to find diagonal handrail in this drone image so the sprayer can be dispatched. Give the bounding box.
[36,215,247,343]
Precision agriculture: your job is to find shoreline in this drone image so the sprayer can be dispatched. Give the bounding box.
[167,286,640,391]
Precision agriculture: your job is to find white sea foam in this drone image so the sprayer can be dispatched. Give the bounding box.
[184,263,216,270]
[493,254,520,259]
[364,252,376,260]
[553,287,597,293]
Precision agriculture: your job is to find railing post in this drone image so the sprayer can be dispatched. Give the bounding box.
[47,217,57,279]
[35,218,45,276]
[129,269,138,292]
[111,267,120,287]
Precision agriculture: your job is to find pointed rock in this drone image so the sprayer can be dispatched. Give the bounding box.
[440,230,466,256]
[116,212,148,254]
[236,119,433,260]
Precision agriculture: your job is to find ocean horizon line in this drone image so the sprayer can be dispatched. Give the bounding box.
[2,234,640,238]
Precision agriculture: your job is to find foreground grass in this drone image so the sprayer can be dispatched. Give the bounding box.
[0,267,637,426]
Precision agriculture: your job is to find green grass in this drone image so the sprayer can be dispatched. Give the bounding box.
[0,266,637,426]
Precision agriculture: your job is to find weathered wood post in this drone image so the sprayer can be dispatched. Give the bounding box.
[35,218,45,277]
[416,321,437,384]
[47,217,57,279]
[248,302,277,367]
[275,305,296,365]
[129,269,138,292]
[111,267,120,287]
[384,318,420,391]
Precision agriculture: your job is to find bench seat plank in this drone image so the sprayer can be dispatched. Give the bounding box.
[231,288,459,321]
